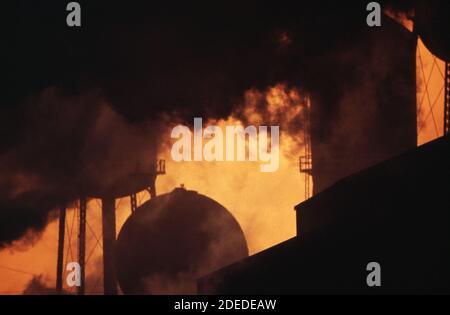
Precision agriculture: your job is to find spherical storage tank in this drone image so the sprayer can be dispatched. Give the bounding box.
[116,188,249,294]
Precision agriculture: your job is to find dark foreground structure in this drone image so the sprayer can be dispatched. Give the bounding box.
[199,135,450,294]
[116,188,248,294]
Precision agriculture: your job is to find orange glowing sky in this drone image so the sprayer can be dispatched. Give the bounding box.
[0,36,447,294]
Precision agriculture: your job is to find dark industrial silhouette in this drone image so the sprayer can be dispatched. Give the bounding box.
[199,135,450,294]
[2,1,449,295]
[199,1,450,294]
[53,1,450,295]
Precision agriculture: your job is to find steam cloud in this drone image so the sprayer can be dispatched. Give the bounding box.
[22,275,62,295]
[1,1,415,247]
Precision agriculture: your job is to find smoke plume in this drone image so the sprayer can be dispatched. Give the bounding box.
[1,1,417,247]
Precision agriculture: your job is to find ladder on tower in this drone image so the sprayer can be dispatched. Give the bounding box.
[299,97,313,201]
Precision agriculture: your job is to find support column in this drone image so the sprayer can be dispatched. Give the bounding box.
[78,198,87,295]
[130,193,137,213]
[444,62,449,135]
[56,205,66,294]
[102,197,117,295]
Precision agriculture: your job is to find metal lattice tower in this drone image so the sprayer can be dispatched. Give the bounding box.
[416,42,447,139]
[56,159,166,295]
[445,62,450,135]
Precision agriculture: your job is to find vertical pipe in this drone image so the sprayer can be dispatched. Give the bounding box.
[102,197,117,295]
[78,198,87,295]
[56,205,66,294]
[444,62,449,135]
